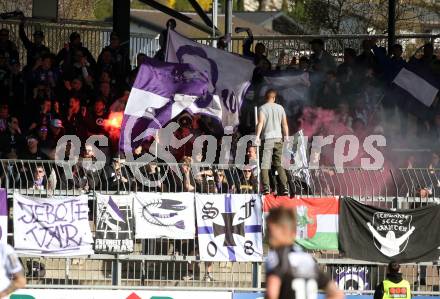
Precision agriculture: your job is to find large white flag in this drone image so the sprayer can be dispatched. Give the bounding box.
[166,30,255,127]
[195,194,263,262]
[13,193,93,256]
[134,192,195,239]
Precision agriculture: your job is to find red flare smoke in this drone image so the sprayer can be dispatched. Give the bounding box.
[104,112,124,139]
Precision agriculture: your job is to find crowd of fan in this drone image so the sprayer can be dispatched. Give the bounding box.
[0,18,439,192]
[240,33,440,171]
[0,17,144,162]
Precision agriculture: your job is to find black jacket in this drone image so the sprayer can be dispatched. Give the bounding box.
[374,273,404,299]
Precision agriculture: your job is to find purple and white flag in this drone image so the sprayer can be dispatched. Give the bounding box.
[120,57,222,152]
[166,30,255,127]
[13,193,94,256]
[106,196,125,223]
[195,194,263,262]
[0,188,7,244]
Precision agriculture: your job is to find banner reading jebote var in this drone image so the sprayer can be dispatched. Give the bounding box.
[263,195,339,250]
[13,193,93,256]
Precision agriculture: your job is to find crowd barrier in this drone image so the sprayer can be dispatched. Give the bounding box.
[1,160,438,205]
[1,159,440,294]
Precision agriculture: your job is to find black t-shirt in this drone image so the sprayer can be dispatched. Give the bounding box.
[85,111,108,136]
[266,245,330,299]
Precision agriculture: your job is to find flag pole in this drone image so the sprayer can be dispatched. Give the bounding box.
[254,106,261,194]
[155,130,159,162]
[212,0,218,48]
[253,105,262,289]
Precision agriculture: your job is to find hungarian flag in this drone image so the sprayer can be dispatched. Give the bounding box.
[263,195,339,250]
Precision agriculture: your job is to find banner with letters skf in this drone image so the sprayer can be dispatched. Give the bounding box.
[134,192,196,239]
[13,193,94,256]
[339,197,440,262]
[0,188,7,244]
[95,194,134,254]
[196,194,263,262]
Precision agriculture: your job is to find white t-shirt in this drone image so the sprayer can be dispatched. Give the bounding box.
[0,243,22,292]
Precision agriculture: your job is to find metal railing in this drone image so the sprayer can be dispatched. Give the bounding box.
[1,18,439,68]
[1,159,440,292]
[198,33,440,64]
[0,19,160,67]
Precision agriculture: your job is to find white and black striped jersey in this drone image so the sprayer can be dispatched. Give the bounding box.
[266,245,330,299]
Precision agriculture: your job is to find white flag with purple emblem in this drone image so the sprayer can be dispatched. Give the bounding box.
[195,194,263,262]
[134,192,195,239]
[166,30,255,127]
[0,188,7,244]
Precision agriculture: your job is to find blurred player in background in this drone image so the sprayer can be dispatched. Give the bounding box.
[265,207,344,299]
[0,243,26,298]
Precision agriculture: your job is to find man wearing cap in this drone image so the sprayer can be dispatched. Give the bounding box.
[309,38,336,73]
[374,262,411,299]
[19,16,50,68]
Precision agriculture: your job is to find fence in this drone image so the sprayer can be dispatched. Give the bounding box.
[1,159,440,293]
[0,18,161,67]
[1,18,439,68]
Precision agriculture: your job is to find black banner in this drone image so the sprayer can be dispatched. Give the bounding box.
[339,197,440,262]
[95,195,134,254]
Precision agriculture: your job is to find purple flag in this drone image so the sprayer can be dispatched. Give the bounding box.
[119,57,222,153]
[107,196,125,223]
[166,30,255,127]
[0,188,7,244]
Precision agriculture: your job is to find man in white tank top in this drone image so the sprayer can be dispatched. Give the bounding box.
[256,89,289,195]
